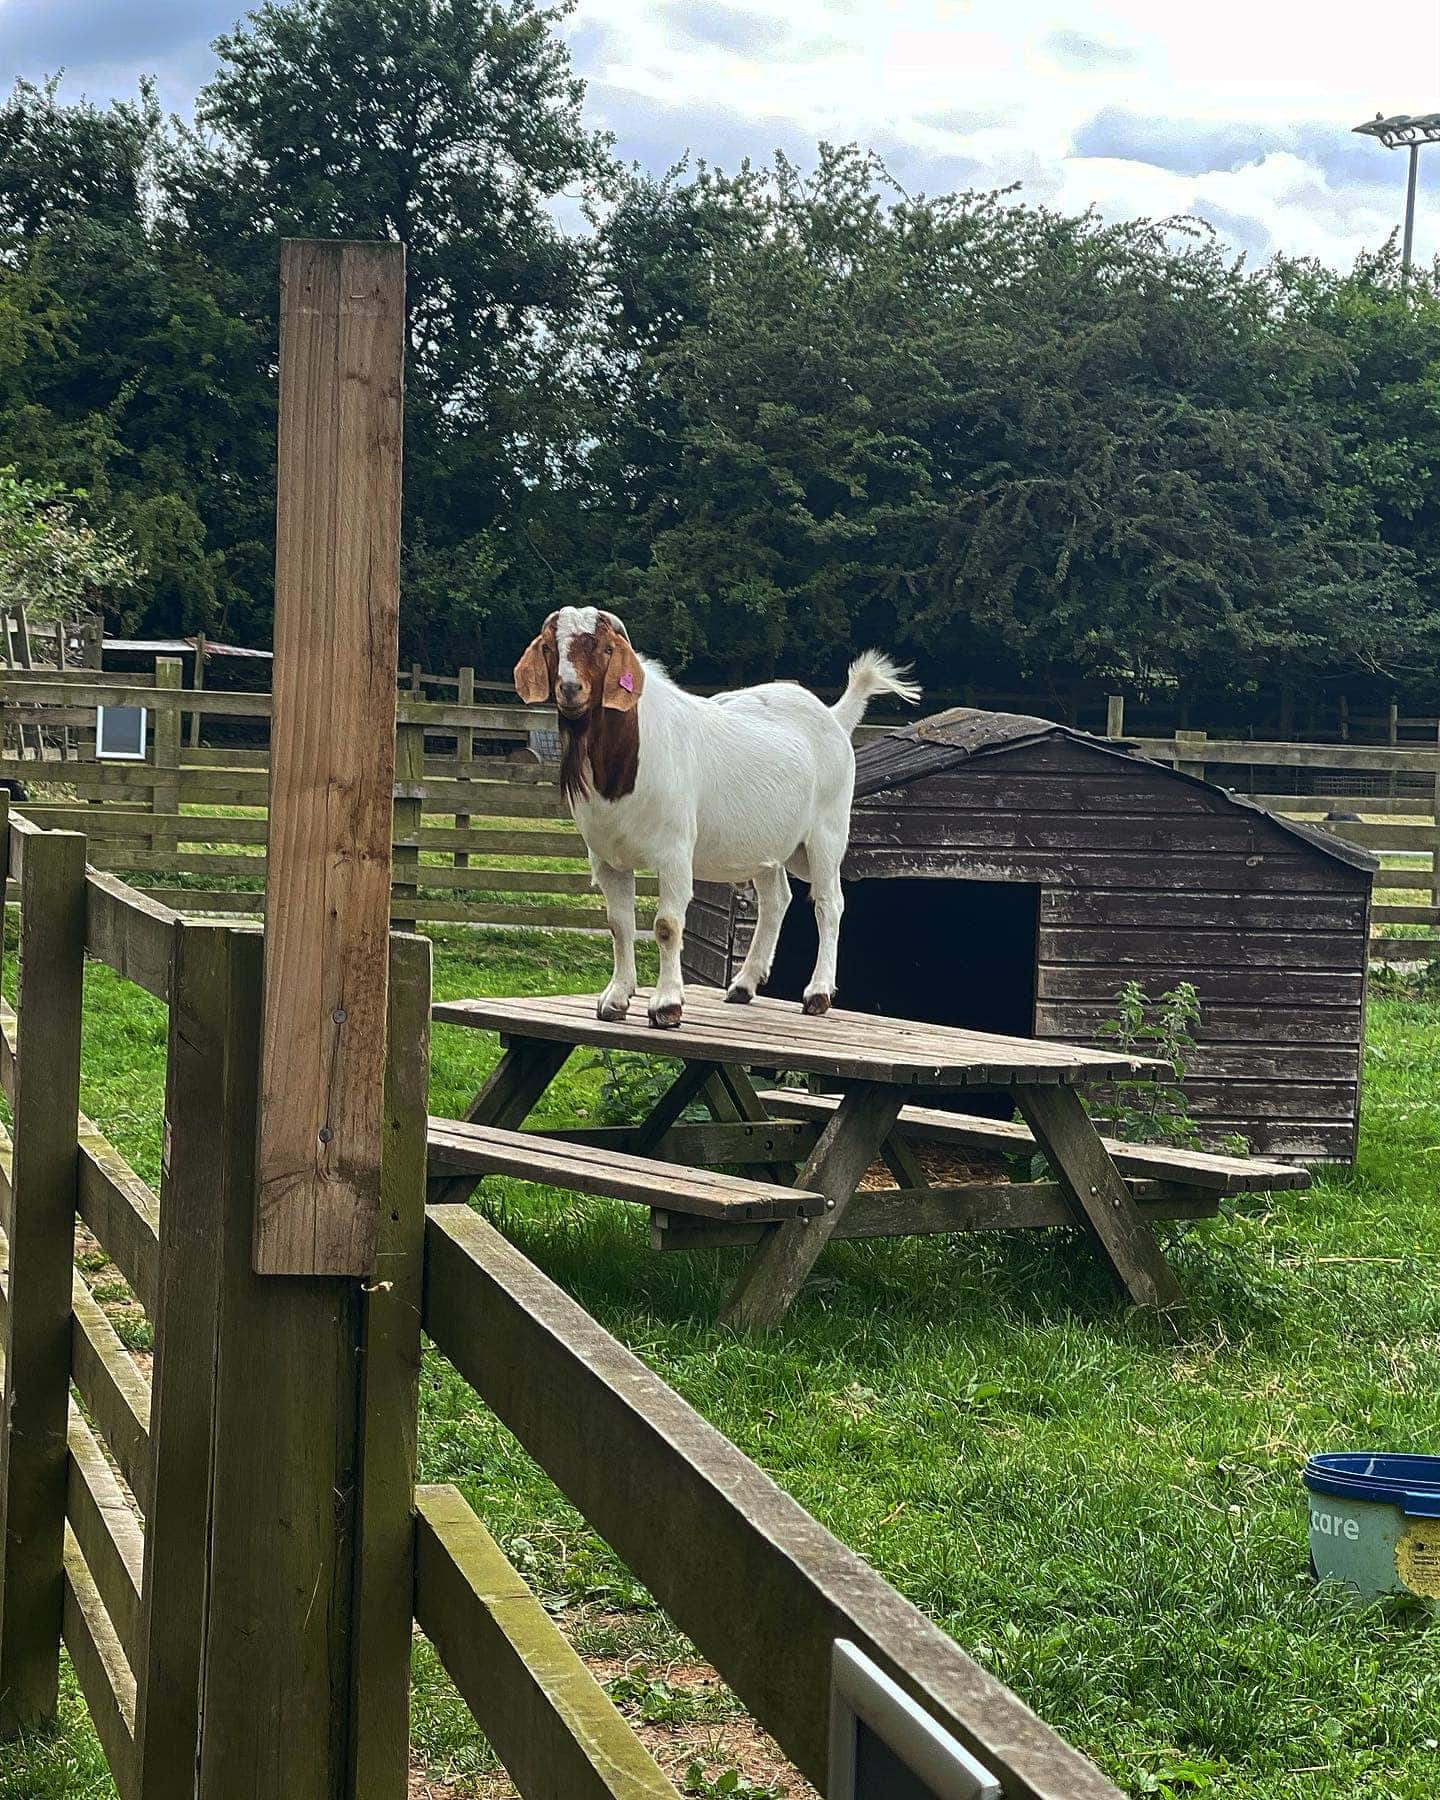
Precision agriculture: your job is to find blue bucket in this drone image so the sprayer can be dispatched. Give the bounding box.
[1302,1453,1440,1608]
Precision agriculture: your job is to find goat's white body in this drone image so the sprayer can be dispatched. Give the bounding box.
[574,672,854,884]
[562,643,921,1024]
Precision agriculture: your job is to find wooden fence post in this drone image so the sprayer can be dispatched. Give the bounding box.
[1432,724,1440,918]
[133,919,231,1796]
[0,824,88,1734]
[349,932,431,1797]
[255,238,405,1277]
[1105,694,1125,739]
[392,724,423,935]
[152,657,182,856]
[187,633,207,751]
[1175,728,1208,781]
[455,665,474,869]
[199,929,366,1798]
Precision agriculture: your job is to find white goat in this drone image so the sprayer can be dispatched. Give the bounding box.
[514,606,920,1027]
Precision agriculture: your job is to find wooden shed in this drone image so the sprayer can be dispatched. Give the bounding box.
[684,709,1377,1162]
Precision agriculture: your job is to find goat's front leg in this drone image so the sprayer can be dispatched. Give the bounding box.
[593,859,637,1022]
[726,863,792,1003]
[648,858,693,1029]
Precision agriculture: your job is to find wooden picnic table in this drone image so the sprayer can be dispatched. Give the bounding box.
[429,988,1205,1331]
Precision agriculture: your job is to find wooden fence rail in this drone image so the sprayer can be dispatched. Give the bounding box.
[5,677,1439,957]
[0,800,1120,1797]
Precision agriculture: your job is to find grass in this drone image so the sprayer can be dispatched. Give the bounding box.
[3,925,1440,1797]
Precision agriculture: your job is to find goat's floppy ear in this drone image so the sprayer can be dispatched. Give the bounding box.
[603,636,644,711]
[513,634,552,704]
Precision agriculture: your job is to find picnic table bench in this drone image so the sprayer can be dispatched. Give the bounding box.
[428,989,1309,1332]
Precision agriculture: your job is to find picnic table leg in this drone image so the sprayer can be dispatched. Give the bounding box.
[1014,1085,1187,1316]
[708,1065,794,1184]
[428,1037,572,1205]
[717,1085,904,1334]
[631,1059,723,1155]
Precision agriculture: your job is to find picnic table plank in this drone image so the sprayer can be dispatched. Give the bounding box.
[433,991,1163,1089]
[756,1091,1309,1194]
[427,1120,827,1223]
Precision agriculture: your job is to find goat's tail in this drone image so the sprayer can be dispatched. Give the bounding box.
[830,650,922,736]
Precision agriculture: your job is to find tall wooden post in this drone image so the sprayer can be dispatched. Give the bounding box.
[255,238,406,1277]
[0,823,87,1733]
[1105,694,1125,739]
[392,724,423,934]
[152,656,182,858]
[455,665,474,868]
[187,632,207,751]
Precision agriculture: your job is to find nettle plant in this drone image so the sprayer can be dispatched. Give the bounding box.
[1085,980,1248,1156]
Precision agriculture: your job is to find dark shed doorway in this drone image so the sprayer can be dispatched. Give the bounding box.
[761,876,1040,1118]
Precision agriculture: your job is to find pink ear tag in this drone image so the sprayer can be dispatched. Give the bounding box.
[619,670,634,692]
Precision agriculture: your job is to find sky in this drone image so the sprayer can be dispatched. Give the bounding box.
[3,0,1439,266]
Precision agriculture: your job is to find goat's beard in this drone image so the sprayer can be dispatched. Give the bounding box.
[556,703,641,807]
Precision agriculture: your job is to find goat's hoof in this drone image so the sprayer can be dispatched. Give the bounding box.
[648,1003,684,1029]
[801,992,833,1017]
[597,999,629,1023]
[725,984,754,1005]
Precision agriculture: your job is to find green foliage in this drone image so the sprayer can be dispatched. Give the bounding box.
[10,931,1440,1797]
[1088,980,1207,1148]
[5,13,1440,698]
[0,466,140,619]
[683,1762,788,1799]
[577,1047,707,1128]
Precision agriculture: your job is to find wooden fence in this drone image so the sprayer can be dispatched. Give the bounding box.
[0,798,1119,1798]
[4,671,1440,958]
[1123,726,1440,959]
[0,664,627,930]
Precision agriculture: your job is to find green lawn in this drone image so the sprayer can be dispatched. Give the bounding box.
[3,926,1439,1798]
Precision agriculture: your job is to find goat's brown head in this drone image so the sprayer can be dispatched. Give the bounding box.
[514,606,645,720]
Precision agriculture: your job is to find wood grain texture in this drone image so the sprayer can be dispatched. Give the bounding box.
[66,1405,144,1660]
[718,1084,905,1333]
[200,930,365,1799]
[427,1120,826,1222]
[135,920,228,1800]
[0,827,86,1733]
[1015,1085,1187,1316]
[414,1485,679,1800]
[433,991,1164,1089]
[256,238,406,1276]
[755,1091,1310,1192]
[350,935,432,1800]
[62,1525,137,1795]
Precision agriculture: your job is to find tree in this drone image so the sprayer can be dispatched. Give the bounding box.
[586,148,1438,697]
[180,0,614,661]
[0,468,141,621]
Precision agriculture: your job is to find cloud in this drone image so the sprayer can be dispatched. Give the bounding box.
[0,0,234,113]
[589,81,804,175]
[1192,202,1274,259]
[1072,107,1280,176]
[663,2,791,57]
[1043,27,1138,71]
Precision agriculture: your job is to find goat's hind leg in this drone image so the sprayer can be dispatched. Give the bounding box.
[726,863,792,1003]
[593,859,637,1021]
[800,837,844,1017]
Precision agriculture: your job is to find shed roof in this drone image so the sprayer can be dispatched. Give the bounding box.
[855,707,1379,874]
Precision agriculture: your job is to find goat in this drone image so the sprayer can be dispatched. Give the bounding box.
[514,606,920,1028]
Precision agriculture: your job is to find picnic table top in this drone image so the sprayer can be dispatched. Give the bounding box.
[432,988,1166,1090]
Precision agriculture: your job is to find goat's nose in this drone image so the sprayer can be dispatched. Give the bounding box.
[557,679,583,707]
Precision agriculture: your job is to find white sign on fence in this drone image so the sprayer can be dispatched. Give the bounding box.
[828,1640,1002,1800]
[95,705,148,761]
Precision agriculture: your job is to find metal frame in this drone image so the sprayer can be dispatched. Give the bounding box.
[828,1639,1002,1799]
[95,704,148,762]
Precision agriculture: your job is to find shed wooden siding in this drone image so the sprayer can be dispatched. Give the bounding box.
[842,737,1368,1161]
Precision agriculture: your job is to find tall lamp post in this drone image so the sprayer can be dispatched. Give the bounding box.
[1353,112,1440,280]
